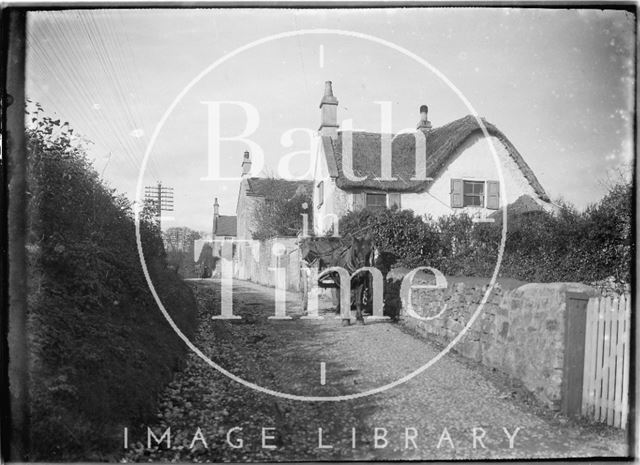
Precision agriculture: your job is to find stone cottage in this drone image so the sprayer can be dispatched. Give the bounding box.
[211,196,237,257]
[212,197,237,241]
[192,198,237,277]
[234,152,313,279]
[235,151,313,240]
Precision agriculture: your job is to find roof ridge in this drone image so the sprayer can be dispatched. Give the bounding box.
[338,129,395,137]
[327,114,549,201]
[335,115,489,137]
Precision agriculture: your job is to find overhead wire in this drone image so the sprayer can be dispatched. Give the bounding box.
[97,10,163,179]
[28,22,139,175]
[29,13,144,176]
[26,10,163,181]
[81,10,160,179]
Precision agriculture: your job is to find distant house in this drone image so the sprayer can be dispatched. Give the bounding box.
[213,197,237,241]
[211,197,236,260]
[192,199,237,277]
[233,153,313,280]
[312,81,556,235]
[235,150,313,240]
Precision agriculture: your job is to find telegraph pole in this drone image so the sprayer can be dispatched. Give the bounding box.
[144,182,174,230]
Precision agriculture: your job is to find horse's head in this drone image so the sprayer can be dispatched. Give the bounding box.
[299,236,339,266]
[351,235,374,267]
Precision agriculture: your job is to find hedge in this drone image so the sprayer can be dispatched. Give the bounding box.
[25,106,198,460]
[338,186,631,289]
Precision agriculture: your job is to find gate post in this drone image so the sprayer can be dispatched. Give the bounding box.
[562,292,590,416]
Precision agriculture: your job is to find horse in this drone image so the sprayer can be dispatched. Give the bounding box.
[299,235,375,325]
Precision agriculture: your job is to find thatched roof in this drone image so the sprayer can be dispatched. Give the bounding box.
[245,177,314,200]
[322,115,549,201]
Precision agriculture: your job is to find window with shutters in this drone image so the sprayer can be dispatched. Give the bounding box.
[462,180,484,207]
[450,179,500,209]
[365,193,387,210]
[317,181,324,208]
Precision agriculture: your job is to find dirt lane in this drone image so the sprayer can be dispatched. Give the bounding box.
[123,279,627,461]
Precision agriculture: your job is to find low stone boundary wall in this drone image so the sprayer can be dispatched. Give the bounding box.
[233,237,303,291]
[394,272,597,410]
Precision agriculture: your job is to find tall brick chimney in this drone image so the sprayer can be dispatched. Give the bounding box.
[417,104,432,130]
[319,81,339,139]
[241,150,252,177]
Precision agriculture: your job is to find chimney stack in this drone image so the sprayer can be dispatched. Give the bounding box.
[319,81,339,139]
[213,197,219,237]
[241,150,252,176]
[417,104,432,130]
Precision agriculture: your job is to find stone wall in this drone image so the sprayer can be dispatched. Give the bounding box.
[397,274,596,410]
[233,237,303,291]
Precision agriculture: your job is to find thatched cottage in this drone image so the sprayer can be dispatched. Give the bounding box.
[312,81,556,235]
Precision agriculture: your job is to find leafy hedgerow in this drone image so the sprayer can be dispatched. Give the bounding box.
[25,102,198,460]
[338,185,631,289]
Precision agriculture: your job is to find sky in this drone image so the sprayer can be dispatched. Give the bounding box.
[26,7,635,233]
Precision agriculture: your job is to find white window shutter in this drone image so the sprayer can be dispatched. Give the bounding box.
[486,181,500,210]
[353,192,366,210]
[388,192,401,209]
[450,179,463,208]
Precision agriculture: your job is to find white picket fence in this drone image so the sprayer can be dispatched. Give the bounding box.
[582,294,631,429]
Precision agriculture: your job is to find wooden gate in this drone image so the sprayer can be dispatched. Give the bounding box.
[581,294,631,429]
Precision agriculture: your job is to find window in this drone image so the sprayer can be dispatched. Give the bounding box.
[451,179,500,209]
[366,193,387,210]
[317,181,324,208]
[462,180,484,207]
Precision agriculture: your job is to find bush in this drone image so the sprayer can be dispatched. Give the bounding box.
[337,185,632,288]
[25,104,198,460]
[339,207,440,268]
[252,179,312,240]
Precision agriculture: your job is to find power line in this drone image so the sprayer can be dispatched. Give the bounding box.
[144,182,174,230]
[27,10,163,181]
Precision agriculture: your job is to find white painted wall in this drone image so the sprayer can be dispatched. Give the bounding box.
[402,134,550,220]
[235,178,263,240]
[312,137,350,235]
[235,177,262,279]
[312,133,553,230]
